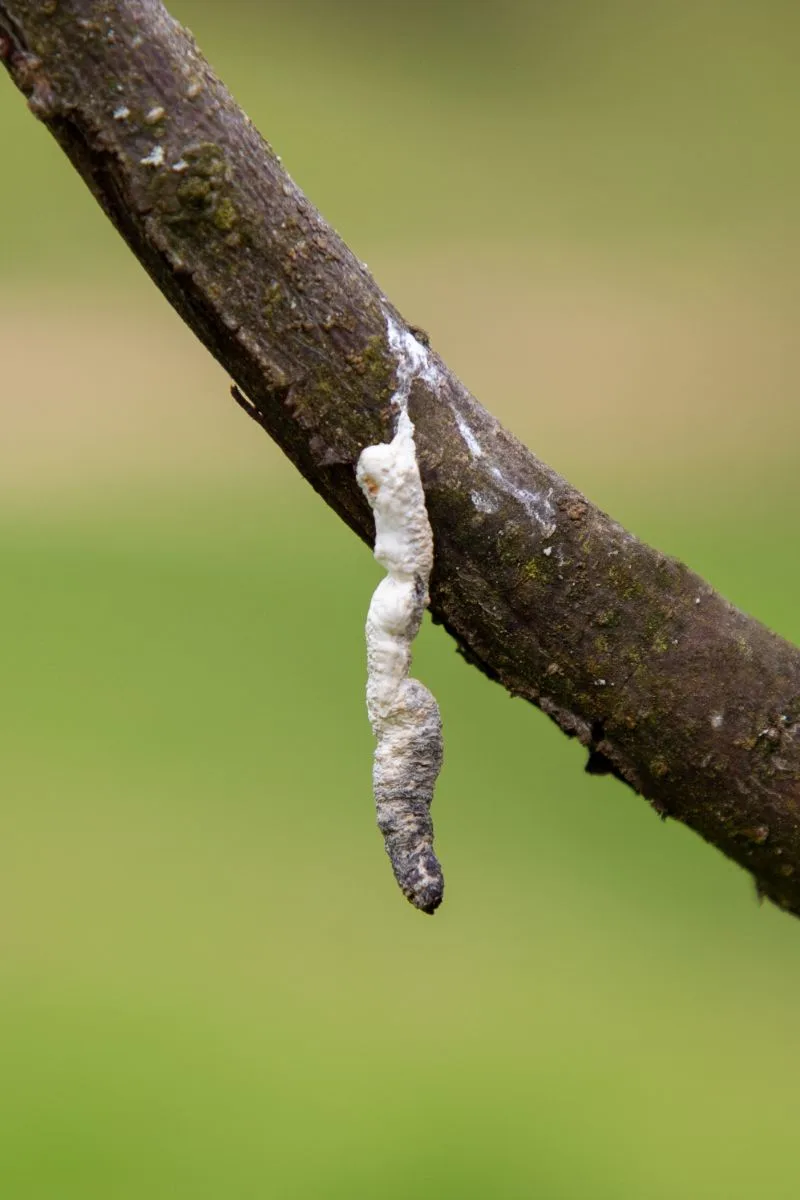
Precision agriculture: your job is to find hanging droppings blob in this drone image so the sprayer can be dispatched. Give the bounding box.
[356,312,445,913]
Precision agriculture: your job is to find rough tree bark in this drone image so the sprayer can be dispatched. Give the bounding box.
[2,0,799,918]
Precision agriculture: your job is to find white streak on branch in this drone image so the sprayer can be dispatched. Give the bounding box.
[453,409,484,459]
[490,466,557,536]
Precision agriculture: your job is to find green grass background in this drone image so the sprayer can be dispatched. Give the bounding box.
[2,3,800,1197]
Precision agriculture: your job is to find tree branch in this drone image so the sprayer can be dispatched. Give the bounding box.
[3,0,800,918]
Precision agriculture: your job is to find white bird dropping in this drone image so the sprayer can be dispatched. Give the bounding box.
[356,316,444,913]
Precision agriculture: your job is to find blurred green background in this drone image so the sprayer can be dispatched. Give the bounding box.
[2,2,800,1196]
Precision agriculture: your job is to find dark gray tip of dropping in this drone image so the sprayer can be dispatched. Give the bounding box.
[416,888,444,917]
[391,848,444,915]
[377,797,444,913]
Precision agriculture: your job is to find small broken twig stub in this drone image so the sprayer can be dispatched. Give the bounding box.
[357,314,444,913]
